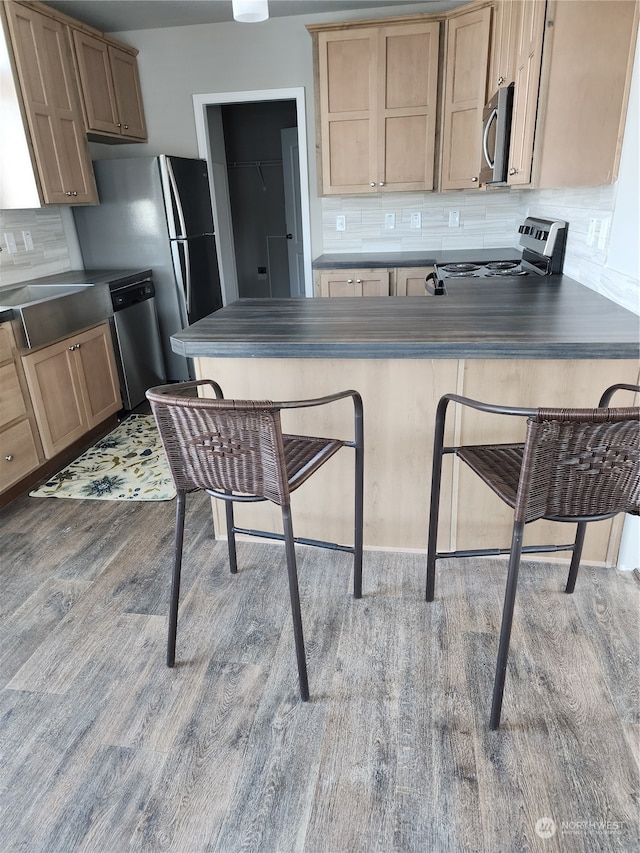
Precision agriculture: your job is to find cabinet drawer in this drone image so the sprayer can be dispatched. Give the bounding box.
[0,362,28,428]
[0,419,40,491]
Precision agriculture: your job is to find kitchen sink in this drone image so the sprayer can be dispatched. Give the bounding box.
[0,283,91,309]
[0,283,113,349]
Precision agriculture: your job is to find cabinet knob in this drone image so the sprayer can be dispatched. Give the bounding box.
[117,123,122,128]
[5,455,13,462]
[347,279,353,284]
[471,177,478,183]
[509,168,517,175]
[68,345,75,351]
[378,182,384,186]
[356,279,362,283]
[498,76,505,85]
[65,191,72,196]
[72,191,77,196]
[124,125,129,130]
[370,182,376,187]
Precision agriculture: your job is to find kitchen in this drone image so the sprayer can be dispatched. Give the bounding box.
[1,1,639,850]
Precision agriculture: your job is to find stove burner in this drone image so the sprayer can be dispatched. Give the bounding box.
[447,271,480,278]
[485,261,519,270]
[485,268,529,277]
[441,263,481,272]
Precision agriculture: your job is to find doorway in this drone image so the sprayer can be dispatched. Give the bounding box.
[193,88,313,305]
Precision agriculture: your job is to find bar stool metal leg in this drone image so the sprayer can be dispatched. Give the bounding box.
[565,521,587,593]
[225,496,238,575]
[282,503,309,701]
[167,489,187,668]
[490,520,525,730]
[353,432,364,599]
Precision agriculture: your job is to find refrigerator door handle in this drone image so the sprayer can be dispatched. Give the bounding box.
[166,157,188,239]
[180,239,192,315]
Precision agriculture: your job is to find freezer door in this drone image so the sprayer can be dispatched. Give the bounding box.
[160,155,214,238]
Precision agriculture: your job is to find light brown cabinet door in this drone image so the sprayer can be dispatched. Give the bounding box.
[319,269,390,297]
[0,419,40,491]
[377,22,440,192]
[440,6,491,190]
[22,323,121,458]
[4,3,97,205]
[318,28,378,195]
[109,45,147,139]
[488,0,520,90]
[507,0,545,186]
[73,324,121,428]
[395,267,433,296]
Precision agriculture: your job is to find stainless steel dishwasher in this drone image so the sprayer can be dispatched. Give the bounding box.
[109,274,166,410]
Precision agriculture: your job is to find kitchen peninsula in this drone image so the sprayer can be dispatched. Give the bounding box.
[171,278,639,565]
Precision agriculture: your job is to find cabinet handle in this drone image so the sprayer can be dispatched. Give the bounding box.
[370,182,376,187]
[509,168,517,175]
[5,455,13,462]
[471,177,478,183]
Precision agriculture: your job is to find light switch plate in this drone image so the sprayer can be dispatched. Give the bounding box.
[336,215,346,232]
[385,213,396,230]
[411,212,421,229]
[22,230,34,251]
[448,210,460,228]
[4,232,17,254]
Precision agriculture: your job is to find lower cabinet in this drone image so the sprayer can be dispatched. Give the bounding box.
[22,322,121,459]
[395,267,433,296]
[0,322,42,493]
[319,268,391,297]
[317,266,433,296]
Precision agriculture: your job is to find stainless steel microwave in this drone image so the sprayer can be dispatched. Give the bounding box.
[479,84,514,186]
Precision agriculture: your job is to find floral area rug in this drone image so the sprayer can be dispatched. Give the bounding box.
[30,414,176,501]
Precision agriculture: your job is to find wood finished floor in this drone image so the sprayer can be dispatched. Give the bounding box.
[0,491,638,852]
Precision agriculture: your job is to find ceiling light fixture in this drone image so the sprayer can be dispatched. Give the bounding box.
[232,0,269,23]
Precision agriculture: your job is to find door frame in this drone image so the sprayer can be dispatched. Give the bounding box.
[193,87,313,303]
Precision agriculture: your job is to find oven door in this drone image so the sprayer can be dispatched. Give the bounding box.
[479,84,514,186]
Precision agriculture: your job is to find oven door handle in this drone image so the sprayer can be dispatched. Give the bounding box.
[426,271,446,296]
[483,107,498,169]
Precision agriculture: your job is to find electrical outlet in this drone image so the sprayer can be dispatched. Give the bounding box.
[411,212,421,229]
[3,232,17,254]
[336,215,346,232]
[22,230,34,251]
[448,210,460,228]
[385,213,396,230]
[597,218,609,251]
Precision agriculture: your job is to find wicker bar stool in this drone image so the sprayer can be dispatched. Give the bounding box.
[147,379,364,701]
[426,383,639,729]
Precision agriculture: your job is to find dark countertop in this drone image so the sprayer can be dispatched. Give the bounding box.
[171,276,639,360]
[312,249,522,269]
[0,269,152,289]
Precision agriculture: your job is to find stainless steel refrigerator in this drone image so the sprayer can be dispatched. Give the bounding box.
[73,156,223,381]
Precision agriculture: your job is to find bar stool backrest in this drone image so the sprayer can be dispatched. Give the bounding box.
[515,407,640,523]
[148,393,290,504]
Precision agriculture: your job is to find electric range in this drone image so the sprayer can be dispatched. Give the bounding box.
[426,217,568,295]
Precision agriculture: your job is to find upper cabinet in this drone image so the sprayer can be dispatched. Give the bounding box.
[439,5,491,190]
[0,0,147,209]
[528,0,638,189]
[308,0,637,195]
[71,29,147,141]
[2,1,98,204]
[312,19,440,194]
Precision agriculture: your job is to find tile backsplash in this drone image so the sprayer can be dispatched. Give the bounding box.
[0,208,75,288]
